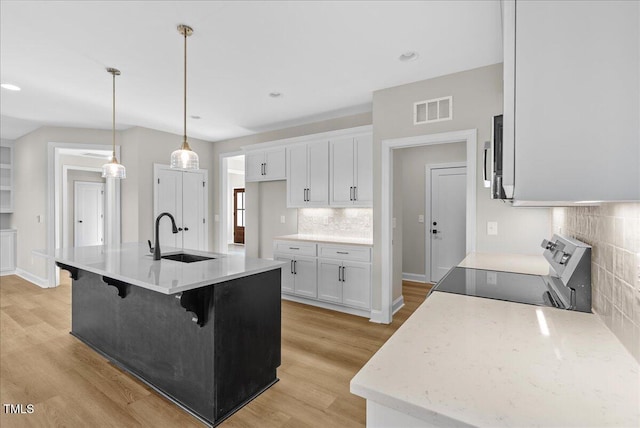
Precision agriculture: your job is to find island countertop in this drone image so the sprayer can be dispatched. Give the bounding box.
[51,242,286,295]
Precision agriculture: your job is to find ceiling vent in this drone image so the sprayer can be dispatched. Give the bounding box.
[414,96,453,125]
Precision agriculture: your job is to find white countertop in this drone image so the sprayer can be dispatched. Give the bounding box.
[351,292,640,427]
[49,243,285,295]
[458,252,549,275]
[351,252,640,427]
[274,234,373,246]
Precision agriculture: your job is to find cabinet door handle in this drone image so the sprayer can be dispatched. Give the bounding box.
[263,162,267,176]
[354,186,357,201]
[337,251,349,254]
[349,186,353,201]
[338,266,342,282]
[289,247,300,250]
[342,266,346,282]
[290,260,294,274]
[293,260,297,275]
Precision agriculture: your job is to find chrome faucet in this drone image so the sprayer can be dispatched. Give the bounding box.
[154,212,179,260]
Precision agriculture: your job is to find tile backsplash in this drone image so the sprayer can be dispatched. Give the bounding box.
[552,203,640,362]
[298,208,373,239]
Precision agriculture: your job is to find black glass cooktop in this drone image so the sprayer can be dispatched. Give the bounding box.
[432,267,563,308]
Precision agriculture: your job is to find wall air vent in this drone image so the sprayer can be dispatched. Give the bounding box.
[414,96,453,125]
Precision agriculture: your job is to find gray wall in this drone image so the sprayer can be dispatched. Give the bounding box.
[396,142,467,281]
[373,63,551,309]
[258,180,297,259]
[11,125,212,281]
[212,112,372,257]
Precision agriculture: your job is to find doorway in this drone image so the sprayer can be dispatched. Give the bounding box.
[74,181,105,247]
[220,152,245,255]
[46,144,121,287]
[380,129,477,324]
[233,188,245,244]
[426,164,467,282]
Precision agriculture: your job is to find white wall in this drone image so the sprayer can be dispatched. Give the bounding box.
[372,64,551,311]
[212,112,372,257]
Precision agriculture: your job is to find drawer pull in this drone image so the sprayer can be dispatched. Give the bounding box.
[337,251,349,254]
[289,247,300,250]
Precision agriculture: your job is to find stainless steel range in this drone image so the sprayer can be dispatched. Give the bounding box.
[430,234,592,312]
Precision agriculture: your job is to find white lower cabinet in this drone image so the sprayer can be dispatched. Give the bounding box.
[318,259,342,303]
[274,240,372,316]
[0,229,17,273]
[275,254,317,298]
[318,259,371,310]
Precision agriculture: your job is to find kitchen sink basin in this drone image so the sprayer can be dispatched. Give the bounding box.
[161,253,216,263]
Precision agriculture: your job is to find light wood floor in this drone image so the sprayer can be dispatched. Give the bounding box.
[0,275,431,427]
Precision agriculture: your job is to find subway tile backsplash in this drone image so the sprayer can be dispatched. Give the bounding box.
[298,208,373,239]
[552,203,640,362]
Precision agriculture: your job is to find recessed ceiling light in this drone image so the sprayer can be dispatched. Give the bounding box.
[1,83,21,91]
[268,92,283,98]
[190,115,201,120]
[399,51,419,62]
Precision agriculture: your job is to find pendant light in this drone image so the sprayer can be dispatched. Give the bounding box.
[170,24,199,170]
[102,68,126,179]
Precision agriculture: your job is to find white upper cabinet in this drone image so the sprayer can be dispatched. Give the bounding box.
[504,0,639,203]
[330,134,373,207]
[286,141,329,208]
[245,147,286,182]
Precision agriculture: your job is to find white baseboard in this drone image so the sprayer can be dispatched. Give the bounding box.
[15,268,50,288]
[0,270,16,277]
[281,294,371,319]
[402,272,427,283]
[369,310,385,324]
[392,296,404,314]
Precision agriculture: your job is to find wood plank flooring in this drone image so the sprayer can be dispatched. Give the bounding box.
[0,275,430,427]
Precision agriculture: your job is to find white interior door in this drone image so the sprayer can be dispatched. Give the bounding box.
[430,167,467,282]
[155,167,182,249]
[74,181,104,247]
[182,170,205,251]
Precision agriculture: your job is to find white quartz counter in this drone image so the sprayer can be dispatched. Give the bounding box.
[351,252,640,427]
[274,234,373,246]
[50,243,285,295]
[458,252,549,275]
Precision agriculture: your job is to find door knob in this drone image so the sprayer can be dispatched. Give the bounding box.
[432,229,439,234]
[184,227,189,231]
[432,221,437,226]
[78,220,83,223]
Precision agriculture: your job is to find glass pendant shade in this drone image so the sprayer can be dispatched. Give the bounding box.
[170,145,199,169]
[102,158,126,179]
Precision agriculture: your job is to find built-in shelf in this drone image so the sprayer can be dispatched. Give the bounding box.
[0,142,13,213]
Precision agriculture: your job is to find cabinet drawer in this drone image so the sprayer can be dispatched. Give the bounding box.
[318,245,371,262]
[273,241,317,256]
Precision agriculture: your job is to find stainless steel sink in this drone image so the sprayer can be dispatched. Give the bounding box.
[161,253,216,263]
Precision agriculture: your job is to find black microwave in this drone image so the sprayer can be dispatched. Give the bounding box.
[490,115,511,200]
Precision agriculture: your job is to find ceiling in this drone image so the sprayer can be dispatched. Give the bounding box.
[0,1,503,142]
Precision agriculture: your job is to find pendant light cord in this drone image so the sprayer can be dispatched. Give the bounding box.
[112,71,116,160]
[183,29,187,147]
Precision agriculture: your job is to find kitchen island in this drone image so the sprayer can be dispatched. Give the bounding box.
[53,243,285,427]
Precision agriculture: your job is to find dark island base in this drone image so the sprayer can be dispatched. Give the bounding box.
[65,266,282,427]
